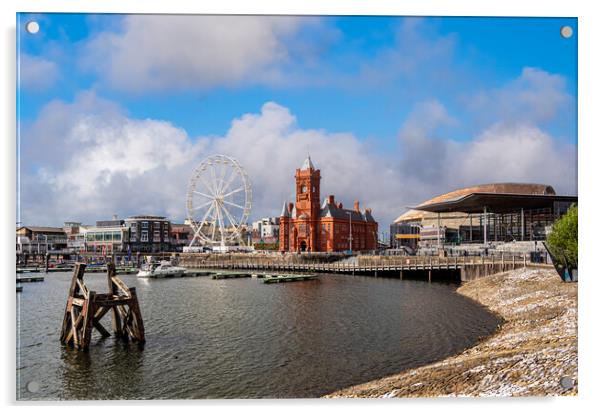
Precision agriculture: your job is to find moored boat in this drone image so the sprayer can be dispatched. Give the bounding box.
[137,261,186,278]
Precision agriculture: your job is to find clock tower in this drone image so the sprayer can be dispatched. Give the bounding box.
[293,155,321,252]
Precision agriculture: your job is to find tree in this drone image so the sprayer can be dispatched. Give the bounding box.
[546,204,578,269]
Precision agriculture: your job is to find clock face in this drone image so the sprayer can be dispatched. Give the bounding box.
[301,185,307,193]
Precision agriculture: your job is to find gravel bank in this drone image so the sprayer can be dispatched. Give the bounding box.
[325,267,577,397]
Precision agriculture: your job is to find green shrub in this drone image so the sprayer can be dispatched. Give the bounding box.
[546,204,578,268]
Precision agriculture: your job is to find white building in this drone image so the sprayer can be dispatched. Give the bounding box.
[251,217,280,241]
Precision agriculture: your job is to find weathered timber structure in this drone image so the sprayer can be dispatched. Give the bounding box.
[60,262,145,350]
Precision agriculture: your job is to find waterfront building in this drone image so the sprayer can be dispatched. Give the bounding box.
[63,222,87,253]
[389,222,421,251]
[16,226,68,255]
[279,156,378,253]
[84,219,130,254]
[125,215,171,253]
[170,223,193,252]
[393,183,577,247]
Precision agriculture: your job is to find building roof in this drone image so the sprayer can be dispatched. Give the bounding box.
[281,201,290,218]
[301,155,315,170]
[320,202,376,223]
[394,183,576,221]
[17,226,65,233]
[126,215,168,220]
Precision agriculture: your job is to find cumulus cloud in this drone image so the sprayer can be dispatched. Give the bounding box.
[20,91,207,225]
[396,101,577,209]
[19,94,404,227]
[467,67,574,127]
[19,66,577,228]
[80,15,326,92]
[19,53,60,91]
[210,102,405,223]
[460,123,576,189]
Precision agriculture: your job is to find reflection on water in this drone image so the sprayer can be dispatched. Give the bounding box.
[17,272,501,400]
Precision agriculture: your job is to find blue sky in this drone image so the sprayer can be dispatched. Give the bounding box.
[16,14,578,226]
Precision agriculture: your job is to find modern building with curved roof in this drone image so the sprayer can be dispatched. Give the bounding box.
[391,183,577,248]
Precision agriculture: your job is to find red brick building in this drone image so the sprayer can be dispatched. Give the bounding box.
[279,156,378,253]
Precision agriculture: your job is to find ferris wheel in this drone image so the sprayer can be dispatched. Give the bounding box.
[186,155,252,249]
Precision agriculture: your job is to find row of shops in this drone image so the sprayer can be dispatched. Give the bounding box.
[16,215,194,257]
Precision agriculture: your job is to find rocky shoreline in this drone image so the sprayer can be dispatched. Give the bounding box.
[325,267,577,397]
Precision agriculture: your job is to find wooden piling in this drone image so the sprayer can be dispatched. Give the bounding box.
[60,262,145,350]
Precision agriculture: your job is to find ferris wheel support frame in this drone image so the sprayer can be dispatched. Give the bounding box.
[185,154,252,251]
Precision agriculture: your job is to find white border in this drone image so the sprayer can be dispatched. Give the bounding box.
[2,1,600,414]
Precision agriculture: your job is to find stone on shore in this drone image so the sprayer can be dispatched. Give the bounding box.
[325,267,577,398]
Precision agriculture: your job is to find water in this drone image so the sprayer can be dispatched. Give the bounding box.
[16,271,501,400]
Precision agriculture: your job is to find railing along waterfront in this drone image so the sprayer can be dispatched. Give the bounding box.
[179,253,545,277]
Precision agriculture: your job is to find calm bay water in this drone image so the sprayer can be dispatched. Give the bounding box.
[16,271,501,400]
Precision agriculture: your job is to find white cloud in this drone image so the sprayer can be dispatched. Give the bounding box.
[19,95,404,228]
[459,123,576,193]
[81,15,324,92]
[211,102,405,224]
[19,67,577,229]
[467,67,573,127]
[20,91,207,225]
[19,53,59,91]
[396,101,577,207]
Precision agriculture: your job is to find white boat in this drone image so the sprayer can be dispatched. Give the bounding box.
[137,261,187,278]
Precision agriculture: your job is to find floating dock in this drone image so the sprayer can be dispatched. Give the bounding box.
[212,272,252,280]
[16,275,44,283]
[85,267,137,275]
[16,267,41,274]
[141,270,214,279]
[262,274,319,284]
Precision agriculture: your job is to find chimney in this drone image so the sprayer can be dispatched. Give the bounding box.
[354,200,360,212]
[337,202,343,209]
[328,195,335,204]
[288,202,294,213]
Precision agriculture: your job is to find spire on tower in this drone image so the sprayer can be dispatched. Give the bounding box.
[301,154,315,170]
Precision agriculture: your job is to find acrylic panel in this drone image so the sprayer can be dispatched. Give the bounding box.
[16,14,578,400]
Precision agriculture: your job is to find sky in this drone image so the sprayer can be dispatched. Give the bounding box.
[16,14,578,229]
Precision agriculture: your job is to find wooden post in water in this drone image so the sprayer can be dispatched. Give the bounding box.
[60,262,145,351]
[428,269,432,283]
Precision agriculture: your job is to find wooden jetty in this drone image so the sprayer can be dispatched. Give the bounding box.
[262,274,319,284]
[16,275,44,283]
[184,253,547,282]
[60,262,145,350]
